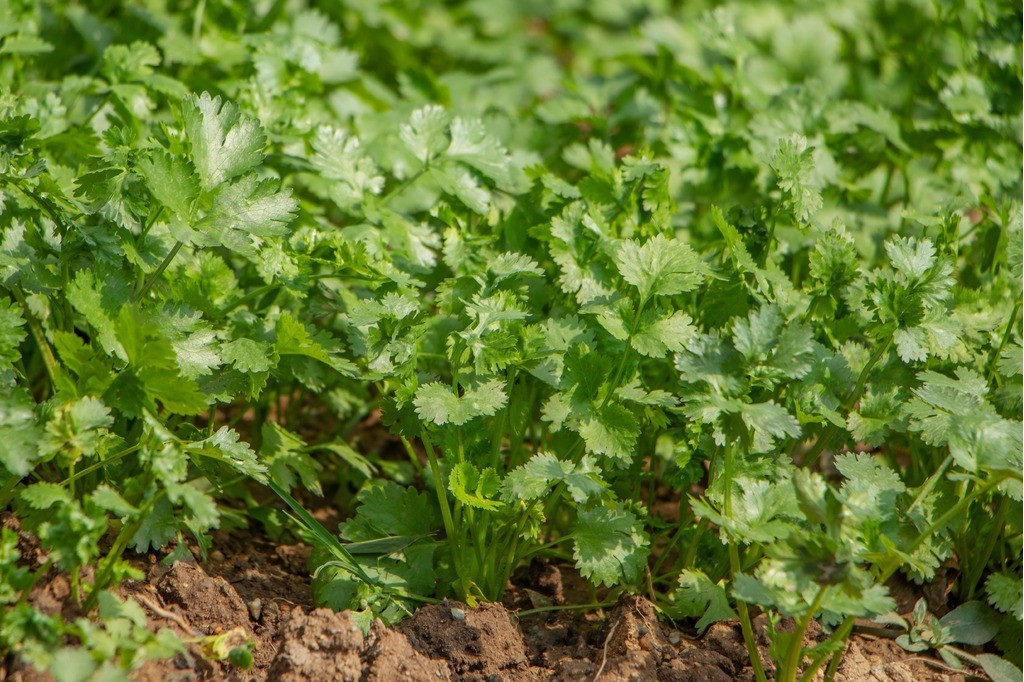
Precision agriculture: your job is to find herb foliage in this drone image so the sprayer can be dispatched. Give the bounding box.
[0,0,1021,679]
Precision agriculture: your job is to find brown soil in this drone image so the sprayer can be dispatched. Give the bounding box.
[0,516,983,682]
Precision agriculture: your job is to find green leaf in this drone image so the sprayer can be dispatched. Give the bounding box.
[21,482,72,509]
[137,150,200,218]
[449,462,503,511]
[631,310,696,357]
[182,92,267,189]
[67,270,128,362]
[0,388,42,477]
[192,175,297,253]
[446,117,514,186]
[0,297,27,373]
[885,235,936,280]
[501,452,604,503]
[342,480,438,540]
[769,134,822,222]
[615,234,703,300]
[939,601,1000,646]
[574,504,649,586]
[261,423,322,495]
[400,105,449,164]
[578,402,640,463]
[670,569,736,633]
[986,572,1023,620]
[413,379,508,426]
[977,654,1024,682]
[221,338,274,373]
[275,312,356,376]
[310,126,384,208]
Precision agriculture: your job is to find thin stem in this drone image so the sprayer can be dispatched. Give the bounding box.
[600,297,648,411]
[399,437,426,477]
[516,601,617,617]
[985,299,1021,384]
[722,442,769,682]
[192,0,207,44]
[133,241,184,302]
[963,495,1007,601]
[779,584,828,682]
[906,453,952,516]
[63,444,142,485]
[801,337,892,466]
[380,168,427,205]
[419,431,466,598]
[11,287,58,389]
[730,543,768,682]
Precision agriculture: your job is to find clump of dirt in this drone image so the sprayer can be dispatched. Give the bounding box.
[154,560,252,635]
[401,600,536,679]
[362,624,452,681]
[267,608,364,681]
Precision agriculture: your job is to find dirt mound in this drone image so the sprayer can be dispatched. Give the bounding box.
[363,624,453,680]
[267,608,364,681]
[401,600,536,679]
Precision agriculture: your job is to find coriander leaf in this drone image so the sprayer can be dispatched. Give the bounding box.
[0,388,41,476]
[0,297,26,373]
[192,175,297,254]
[631,310,696,357]
[449,462,503,511]
[400,105,449,164]
[137,150,200,219]
[446,117,514,186]
[986,573,1023,620]
[574,504,649,586]
[670,569,736,633]
[615,234,703,299]
[501,452,604,503]
[413,379,508,426]
[182,92,267,189]
[310,126,384,209]
[342,480,438,540]
[578,402,640,463]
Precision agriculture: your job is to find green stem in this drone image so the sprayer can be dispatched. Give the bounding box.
[133,241,184,302]
[84,511,148,611]
[380,167,427,205]
[680,517,710,571]
[963,495,1007,601]
[780,585,828,682]
[62,444,142,485]
[420,431,467,598]
[192,0,207,44]
[730,543,768,682]
[722,442,769,682]
[906,453,952,516]
[801,337,892,466]
[399,437,426,477]
[600,297,648,411]
[516,601,617,617]
[12,287,59,389]
[985,299,1021,384]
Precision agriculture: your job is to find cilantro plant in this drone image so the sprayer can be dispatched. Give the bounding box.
[1,0,1021,679]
